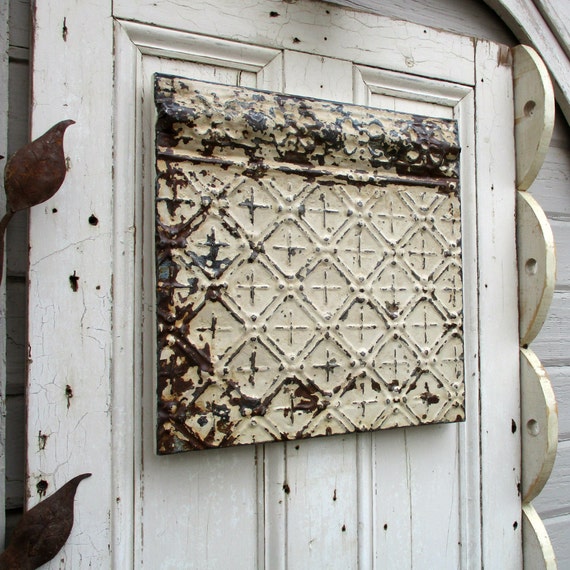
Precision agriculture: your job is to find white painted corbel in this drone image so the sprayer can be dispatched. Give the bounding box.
[517,191,556,346]
[513,44,555,191]
[514,43,559,569]
[520,347,557,503]
[522,503,557,569]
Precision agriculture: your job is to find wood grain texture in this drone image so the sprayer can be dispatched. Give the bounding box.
[0,0,8,545]
[522,502,557,569]
[530,130,570,218]
[546,367,570,441]
[475,39,521,567]
[324,0,516,44]
[520,348,558,503]
[513,45,555,191]
[517,191,556,345]
[116,5,495,567]
[544,513,570,569]
[483,0,570,125]
[532,291,570,366]
[534,0,570,61]
[20,2,570,568]
[534,438,570,518]
[4,394,25,510]
[8,0,29,51]
[114,0,477,86]
[5,0,31,537]
[27,1,115,567]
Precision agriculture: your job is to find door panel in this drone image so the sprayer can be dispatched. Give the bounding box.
[26,1,519,567]
[136,21,471,569]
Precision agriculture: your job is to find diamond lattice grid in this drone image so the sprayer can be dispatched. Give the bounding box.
[154,75,464,453]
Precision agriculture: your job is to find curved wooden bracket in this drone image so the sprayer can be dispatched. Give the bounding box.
[517,191,556,346]
[522,503,557,569]
[520,347,558,503]
[513,44,555,191]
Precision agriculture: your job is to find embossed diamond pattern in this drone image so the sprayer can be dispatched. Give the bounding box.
[155,75,464,453]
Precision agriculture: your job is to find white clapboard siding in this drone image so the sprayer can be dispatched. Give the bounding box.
[325,0,516,44]
[8,0,29,53]
[532,295,570,364]
[545,514,570,569]
[530,140,570,216]
[548,367,570,441]
[529,112,570,565]
[533,439,570,518]
[4,0,30,541]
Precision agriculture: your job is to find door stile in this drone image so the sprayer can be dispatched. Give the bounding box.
[112,20,149,569]
[454,88,483,569]
[28,1,115,567]
[474,40,521,567]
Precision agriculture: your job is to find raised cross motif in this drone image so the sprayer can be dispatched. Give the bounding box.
[154,74,464,454]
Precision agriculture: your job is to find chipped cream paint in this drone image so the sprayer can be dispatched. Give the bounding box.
[155,75,464,453]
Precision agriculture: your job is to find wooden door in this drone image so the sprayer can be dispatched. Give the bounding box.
[27,1,520,568]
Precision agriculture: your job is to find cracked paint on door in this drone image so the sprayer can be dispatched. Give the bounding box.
[154,74,464,453]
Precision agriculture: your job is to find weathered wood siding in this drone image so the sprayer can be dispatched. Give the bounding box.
[4,0,29,543]
[530,116,570,569]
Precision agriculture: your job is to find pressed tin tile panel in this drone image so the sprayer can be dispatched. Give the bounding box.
[154,74,464,453]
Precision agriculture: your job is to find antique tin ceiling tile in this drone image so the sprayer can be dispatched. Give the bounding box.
[154,74,464,454]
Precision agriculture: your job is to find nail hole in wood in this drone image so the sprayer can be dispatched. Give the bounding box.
[527,419,540,436]
[69,271,79,292]
[88,214,99,226]
[37,479,48,497]
[65,384,73,408]
[524,100,536,117]
[38,431,48,450]
[525,258,537,275]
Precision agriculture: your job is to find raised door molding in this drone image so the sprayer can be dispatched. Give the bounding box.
[513,45,555,191]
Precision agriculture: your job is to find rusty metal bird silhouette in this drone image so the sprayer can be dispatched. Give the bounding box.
[0,473,91,570]
[0,119,75,282]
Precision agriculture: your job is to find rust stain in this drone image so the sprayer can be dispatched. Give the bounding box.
[498,45,512,67]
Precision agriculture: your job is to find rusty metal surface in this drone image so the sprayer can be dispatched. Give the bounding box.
[0,120,74,284]
[154,74,464,454]
[0,473,91,569]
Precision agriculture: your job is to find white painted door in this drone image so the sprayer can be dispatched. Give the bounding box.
[28,1,519,568]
